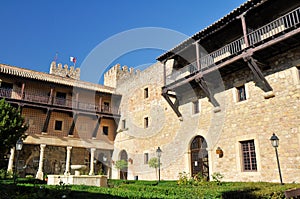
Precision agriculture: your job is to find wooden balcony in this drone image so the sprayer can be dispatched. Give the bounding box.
[0,88,119,115]
[165,6,300,88]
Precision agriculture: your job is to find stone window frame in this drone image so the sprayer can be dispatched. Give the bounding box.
[144,117,149,128]
[235,135,261,177]
[121,119,126,130]
[144,153,149,164]
[240,140,257,172]
[54,119,64,131]
[144,87,149,99]
[233,81,249,103]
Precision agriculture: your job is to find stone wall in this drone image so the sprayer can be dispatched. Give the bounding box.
[108,47,300,183]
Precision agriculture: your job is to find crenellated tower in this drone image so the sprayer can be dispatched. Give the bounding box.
[104,63,140,88]
[49,61,80,80]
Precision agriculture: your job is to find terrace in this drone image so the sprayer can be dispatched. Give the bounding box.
[159,3,300,118]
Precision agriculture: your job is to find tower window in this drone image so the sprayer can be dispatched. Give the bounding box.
[144,117,149,128]
[144,88,149,98]
[144,153,149,164]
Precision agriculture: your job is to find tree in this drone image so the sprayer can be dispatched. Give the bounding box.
[114,159,128,179]
[149,157,160,180]
[0,99,28,155]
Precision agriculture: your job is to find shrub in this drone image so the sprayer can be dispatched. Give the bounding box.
[211,172,224,185]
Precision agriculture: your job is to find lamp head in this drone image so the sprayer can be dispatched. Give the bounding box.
[270,133,279,148]
[156,147,162,158]
[16,137,23,151]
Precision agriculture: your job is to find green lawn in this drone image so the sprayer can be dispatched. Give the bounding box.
[0,178,299,199]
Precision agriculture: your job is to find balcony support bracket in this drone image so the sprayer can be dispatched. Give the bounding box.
[244,56,273,92]
[68,112,78,136]
[162,89,182,119]
[195,77,220,107]
[92,115,102,138]
[42,109,52,133]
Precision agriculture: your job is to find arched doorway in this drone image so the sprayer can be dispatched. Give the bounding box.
[119,150,128,180]
[190,136,209,180]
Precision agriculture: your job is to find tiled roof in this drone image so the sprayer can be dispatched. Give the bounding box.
[0,63,115,94]
[157,0,268,61]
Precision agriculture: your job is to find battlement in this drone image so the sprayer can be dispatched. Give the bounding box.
[49,61,80,80]
[104,63,141,87]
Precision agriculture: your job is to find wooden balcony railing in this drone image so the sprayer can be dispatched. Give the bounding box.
[0,88,119,114]
[166,6,300,85]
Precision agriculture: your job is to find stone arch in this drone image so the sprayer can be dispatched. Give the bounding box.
[190,135,209,180]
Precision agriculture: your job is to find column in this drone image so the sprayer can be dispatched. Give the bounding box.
[35,144,46,180]
[64,146,72,175]
[7,147,15,173]
[89,148,96,175]
[240,14,249,48]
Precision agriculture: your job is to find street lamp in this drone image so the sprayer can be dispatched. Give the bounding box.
[270,133,283,185]
[14,138,23,184]
[156,147,162,182]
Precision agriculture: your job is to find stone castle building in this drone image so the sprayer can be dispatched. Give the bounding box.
[1,0,300,183]
[106,0,300,183]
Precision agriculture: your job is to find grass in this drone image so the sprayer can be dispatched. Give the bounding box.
[0,178,300,199]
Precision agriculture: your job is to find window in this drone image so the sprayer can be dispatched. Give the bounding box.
[237,85,246,102]
[54,120,63,131]
[144,87,149,99]
[103,126,109,136]
[103,102,110,112]
[144,117,149,128]
[0,82,13,98]
[144,153,149,164]
[240,140,257,171]
[122,119,126,129]
[56,92,66,105]
[192,100,199,114]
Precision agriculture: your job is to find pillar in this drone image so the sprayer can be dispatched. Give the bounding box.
[89,148,96,175]
[64,146,72,175]
[7,147,15,173]
[35,144,46,180]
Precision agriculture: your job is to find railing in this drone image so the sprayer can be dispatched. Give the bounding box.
[166,7,300,85]
[0,88,119,115]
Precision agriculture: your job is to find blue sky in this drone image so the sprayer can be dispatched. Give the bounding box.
[0,0,245,82]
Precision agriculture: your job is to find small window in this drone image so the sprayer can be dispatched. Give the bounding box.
[240,140,257,171]
[54,120,63,131]
[103,126,109,136]
[192,101,199,114]
[144,88,149,99]
[103,102,110,112]
[237,85,247,102]
[144,117,149,128]
[144,153,149,164]
[122,119,126,129]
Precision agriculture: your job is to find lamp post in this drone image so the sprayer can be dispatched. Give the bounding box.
[13,138,23,184]
[270,133,283,185]
[156,147,162,182]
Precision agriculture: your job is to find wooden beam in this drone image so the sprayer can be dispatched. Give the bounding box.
[161,92,182,118]
[68,113,78,136]
[92,115,102,138]
[195,77,220,107]
[42,109,52,133]
[244,56,273,92]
